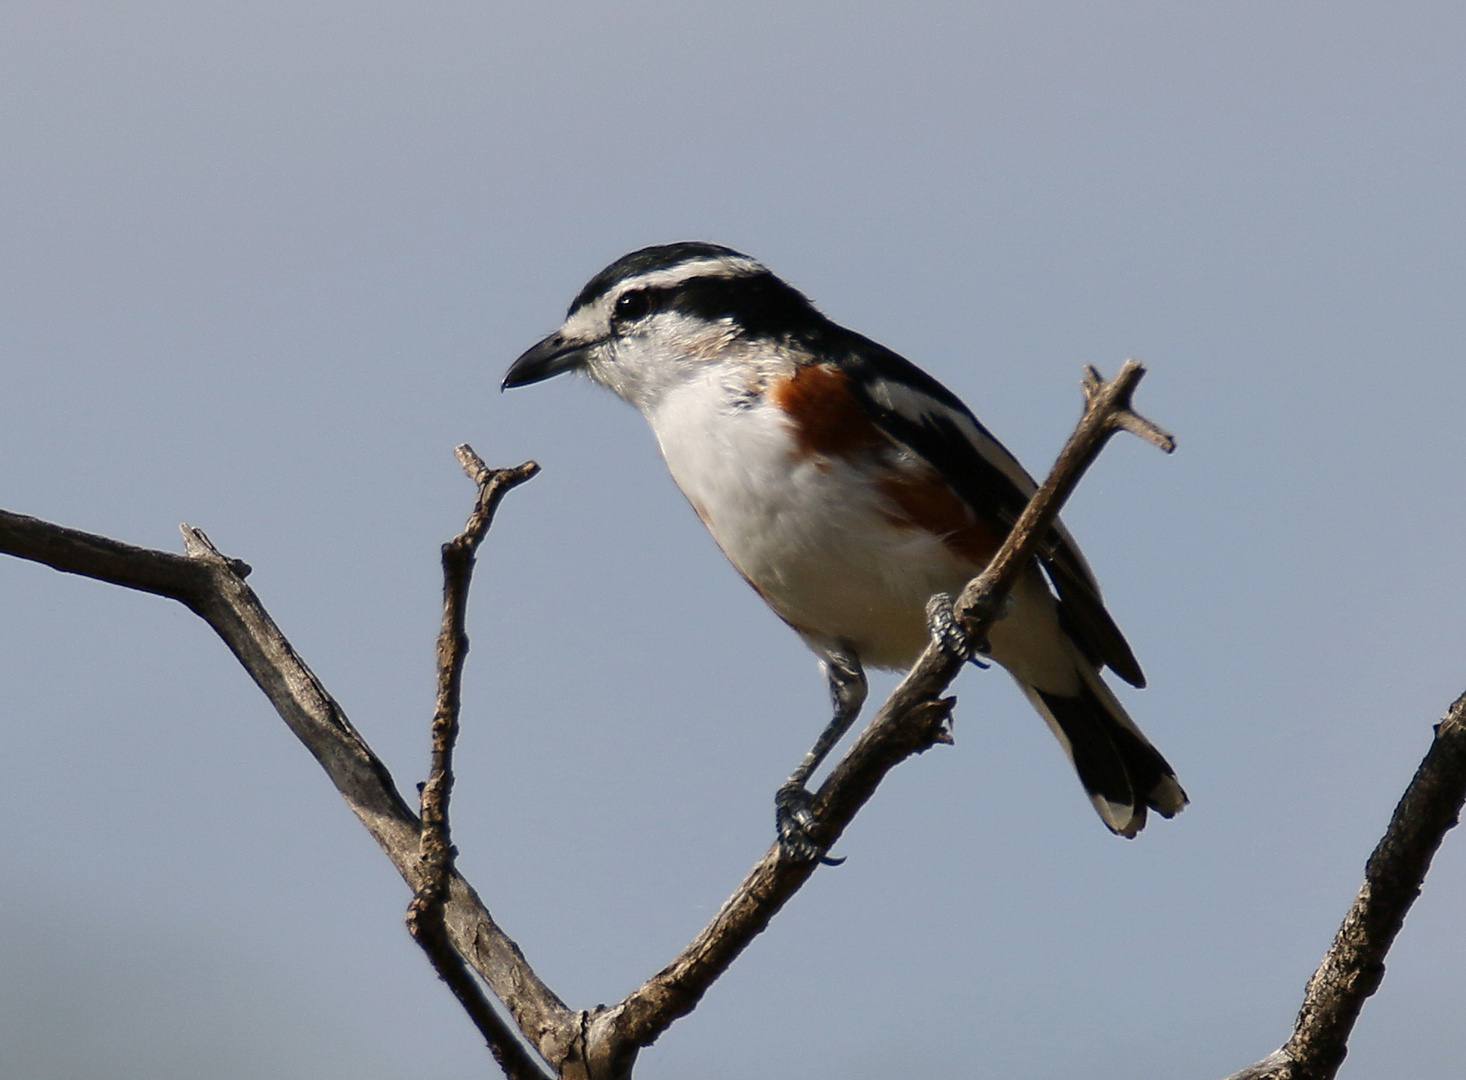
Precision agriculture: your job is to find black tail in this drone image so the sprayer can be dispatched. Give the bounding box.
[1027,679,1186,838]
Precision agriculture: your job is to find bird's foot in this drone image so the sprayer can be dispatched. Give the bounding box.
[926,592,976,660]
[776,782,844,865]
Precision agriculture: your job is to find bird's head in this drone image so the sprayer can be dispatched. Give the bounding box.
[502,242,822,412]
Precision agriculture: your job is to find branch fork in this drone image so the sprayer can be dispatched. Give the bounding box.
[3,361,1459,1080]
[407,450,546,1079]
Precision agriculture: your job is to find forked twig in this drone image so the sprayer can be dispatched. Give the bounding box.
[407,451,547,1080]
[0,462,577,1071]
[606,361,1173,1056]
[0,364,1173,1078]
[14,362,1450,1080]
[956,359,1172,640]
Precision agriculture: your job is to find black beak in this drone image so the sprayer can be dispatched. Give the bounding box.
[501,331,596,390]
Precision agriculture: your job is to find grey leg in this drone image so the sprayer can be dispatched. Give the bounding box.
[776,646,867,862]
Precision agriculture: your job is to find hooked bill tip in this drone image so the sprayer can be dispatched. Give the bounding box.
[501,332,593,390]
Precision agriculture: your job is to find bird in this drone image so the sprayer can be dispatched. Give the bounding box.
[502,241,1185,859]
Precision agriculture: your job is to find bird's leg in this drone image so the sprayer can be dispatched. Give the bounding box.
[777,648,867,863]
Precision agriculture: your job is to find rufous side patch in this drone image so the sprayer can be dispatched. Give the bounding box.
[770,364,885,460]
[877,470,1003,567]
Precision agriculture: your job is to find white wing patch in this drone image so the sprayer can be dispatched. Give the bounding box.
[863,374,1106,596]
[863,376,1037,497]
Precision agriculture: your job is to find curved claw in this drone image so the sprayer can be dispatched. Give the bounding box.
[925,592,973,659]
[775,783,842,865]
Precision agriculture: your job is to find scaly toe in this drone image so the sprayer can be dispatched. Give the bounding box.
[925,592,972,659]
[775,783,842,864]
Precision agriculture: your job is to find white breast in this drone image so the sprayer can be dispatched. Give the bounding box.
[643,370,981,669]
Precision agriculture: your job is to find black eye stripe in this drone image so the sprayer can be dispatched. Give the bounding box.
[601,272,825,342]
[614,289,655,321]
[664,273,822,339]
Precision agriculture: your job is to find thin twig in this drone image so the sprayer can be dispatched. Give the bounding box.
[1218,690,1466,1080]
[955,359,1172,641]
[607,361,1173,1056]
[0,367,1176,1079]
[406,450,548,1080]
[3,361,1462,1079]
[0,467,581,1072]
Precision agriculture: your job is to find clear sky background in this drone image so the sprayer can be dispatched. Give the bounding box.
[2,3,1464,1078]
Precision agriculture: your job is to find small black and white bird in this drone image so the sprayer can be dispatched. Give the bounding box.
[503,242,1185,858]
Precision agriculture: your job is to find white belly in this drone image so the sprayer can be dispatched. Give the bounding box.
[646,375,985,670]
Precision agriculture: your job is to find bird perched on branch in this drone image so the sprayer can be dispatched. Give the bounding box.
[503,242,1185,859]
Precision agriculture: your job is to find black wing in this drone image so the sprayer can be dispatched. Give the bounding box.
[829,328,1146,688]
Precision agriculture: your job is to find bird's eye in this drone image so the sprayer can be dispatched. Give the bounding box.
[614,290,652,321]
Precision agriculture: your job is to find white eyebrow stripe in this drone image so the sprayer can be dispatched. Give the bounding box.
[614,256,767,295]
[559,254,769,343]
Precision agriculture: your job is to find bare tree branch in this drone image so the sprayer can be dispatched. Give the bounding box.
[0,364,1172,1078]
[407,451,551,1080]
[1219,690,1466,1080]
[604,361,1173,1058]
[20,362,1449,1080]
[0,475,581,1071]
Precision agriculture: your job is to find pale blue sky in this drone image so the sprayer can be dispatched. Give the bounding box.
[2,3,1464,1077]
